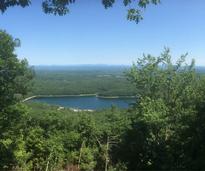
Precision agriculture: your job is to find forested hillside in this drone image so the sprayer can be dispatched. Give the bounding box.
[30,65,205,97]
[30,66,136,96]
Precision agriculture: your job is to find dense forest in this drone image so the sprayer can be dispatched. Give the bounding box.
[31,65,205,97]
[30,66,136,97]
[1,30,205,171]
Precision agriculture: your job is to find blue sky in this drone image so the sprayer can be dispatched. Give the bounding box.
[0,0,205,65]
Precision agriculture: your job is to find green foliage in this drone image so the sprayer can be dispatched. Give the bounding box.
[0,0,31,13]
[25,127,65,170]
[0,0,161,23]
[118,48,205,170]
[0,30,33,170]
[20,103,130,171]
[0,104,30,170]
[42,0,75,15]
[30,67,135,96]
[13,133,32,171]
[127,48,202,105]
[0,30,33,110]
[103,0,161,23]
[70,146,97,171]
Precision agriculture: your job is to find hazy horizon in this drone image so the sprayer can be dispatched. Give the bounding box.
[32,64,205,67]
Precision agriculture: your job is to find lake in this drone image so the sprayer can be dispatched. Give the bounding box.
[29,96,135,110]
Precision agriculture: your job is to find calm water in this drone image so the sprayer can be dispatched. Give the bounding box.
[29,96,135,110]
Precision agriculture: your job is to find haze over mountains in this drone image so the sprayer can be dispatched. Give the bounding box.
[33,65,205,74]
[33,64,130,71]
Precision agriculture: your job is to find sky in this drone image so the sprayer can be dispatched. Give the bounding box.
[0,0,205,65]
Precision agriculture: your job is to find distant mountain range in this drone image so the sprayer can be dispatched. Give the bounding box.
[32,65,205,73]
[32,64,131,71]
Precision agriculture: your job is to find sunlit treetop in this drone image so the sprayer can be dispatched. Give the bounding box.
[0,0,160,23]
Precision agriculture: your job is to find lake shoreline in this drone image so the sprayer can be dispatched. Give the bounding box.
[23,94,136,102]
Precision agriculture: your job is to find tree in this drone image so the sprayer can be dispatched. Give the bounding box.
[0,30,33,111]
[0,30,33,170]
[0,0,161,23]
[117,48,205,170]
[126,48,201,106]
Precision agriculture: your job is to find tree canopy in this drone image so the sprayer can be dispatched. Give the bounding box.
[0,30,33,111]
[0,0,161,23]
[0,30,33,170]
[118,49,205,170]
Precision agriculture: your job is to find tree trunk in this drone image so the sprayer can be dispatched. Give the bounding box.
[78,141,84,169]
[105,136,109,171]
[45,160,49,171]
